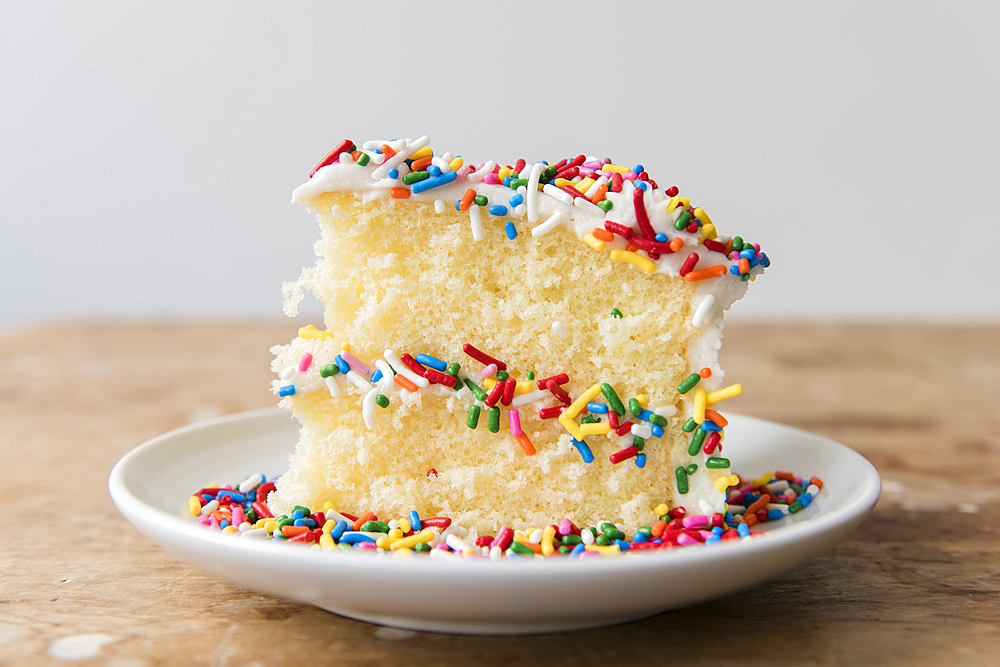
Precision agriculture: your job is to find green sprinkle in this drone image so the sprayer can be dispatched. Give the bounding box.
[463,378,487,401]
[467,405,481,429]
[561,534,582,545]
[677,373,701,394]
[474,194,488,206]
[581,414,601,424]
[628,397,642,416]
[789,501,803,514]
[247,509,259,524]
[319,364,339,378]
[674,210,692,230]
[510,178,528,190]
[402,171,429,185]
[685,464,698,475]
[446,362,460,377]
[496,370,509,382]
[293,505,312,516]
[633,436,645,450]
[600,383,627,416]
[596,200,613,212]
[675,467,689,494]
[375,393,389,408]
[637,526,653,538]
[526,371,535,381]
[277,517,295,528]
[414,541,431,553]
[706,457,731,469]
[541,165,558,182]
[509,541,534,556]
[742,241,755,252]
[742,272,751,282]
[356,152,370,167]
[688,428,706,456]
[595,534,611,546]
[682,417,697,432]
[611,308,623,319]
[558,546,570,554]
[360,520,390,533]
[649,414,668,427]
[731,236,744,252]
[488,406,500,433]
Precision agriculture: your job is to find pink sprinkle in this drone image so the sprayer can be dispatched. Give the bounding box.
[579,550,602,559]
[209,516,220,530]
[583,160,604,169]
[196,516,211,526]
[508,409,522,437]
[625,172,637,180]
[231,506,245,526]
[483,173,500,185]
[355,542,377,551]
[481,363,498,378]
[698,530,715,540]
[339,351,370,376]
[298,352,313,373]
[682,514,709,529]
[457,164,471,179]
[753,243,761,252]
[676,533,701,546]
[558,518,574,536]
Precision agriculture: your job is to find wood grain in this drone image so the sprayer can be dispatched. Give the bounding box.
[1,322,997,666]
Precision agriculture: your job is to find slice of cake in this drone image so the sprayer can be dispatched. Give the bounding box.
[268,136,768,536]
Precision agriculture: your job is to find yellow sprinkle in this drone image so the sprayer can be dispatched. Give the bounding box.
[483,377,497,390]
[541,526,556,556]
[554,178,574,188]
[693,387,707,424]
[716,477,732,492]
[398,517,412,533]
[666,196,681,212]
[565,383,602,419]
[634,394,648,408]
[498,166,511,180]
[584,544,622,556]
[388,528,404,539]
[700,223,718,241]
[376,536,392,550]
[610,249,656,274]
[752,472,774,488]
[558,413,584,440]
[693,207,713,226]
[263,520,279,534]
[187,496,202,516]
[340,341,351,352]
[583,233,606,250]
[579,422,612,436]
[322,501,335,512]
[449,156,464,171]
[408,146,432,161]
[514,531,527,540]
[389,528,436,551]
[707,384,743,406]
[222,525,239,534]
[322,519,334,534]
[319,534,336,549]
[297,324,334,340]
[515,380,534,394]
[574,177,595,193]
[601,164,631,173]
[253,518,269,529]
[654,503,669,516]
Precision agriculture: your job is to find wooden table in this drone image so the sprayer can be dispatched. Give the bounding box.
[1,323,998,665]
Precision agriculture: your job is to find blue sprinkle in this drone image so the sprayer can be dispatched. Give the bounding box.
[800,493,812,507]
[655,232,667,243]
[411,169,458,194]
[634,180,647,191]
[293,518,316,528]
[388,168,399,179]
[489,204,508,216]
[740,249,756,259]
[334,354,351,375]
[635,453,647,468]
[637,408,655,422]
[744,492,760,504]
[633,532,648,543]
[571,438,594,463]
[504,221,517,239]
[705,534,721,544]
[725,512,734,523]
[700,420,722,432]
[339,533,377,546]
[246,490,256,501]
[615,539,630,551]
[587,402,609,414]
[455,200,461,211]
[508,193,524,207]
[292,510,303,519]
[219,520,229,529]
[569,543,586,558]
[737,523,750,538]
[370,369,383,383]
[503,176,513,187]
[201,494,215,502]
[711,526,724,536]
[278,385,296,397]
[634,164,644,173]
[427,165,442,176]
[730,264,742,275]
[373,148,382,154]
[330,520,350,541]
[761,253,771,268]
[408,510,422,531]
[219,492,245,503]
[414,354,447,372]
[651,424,664,438]
[767,509,784,521]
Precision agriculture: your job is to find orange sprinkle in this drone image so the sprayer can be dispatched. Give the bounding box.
[669,236,685,252]
[744,495,770,517]
[411,156,433,171]
[459,188,476,211]
[390,187,410,199]
[281,525,310,538]
[739,258,750,274]
[650,520,668,538]
[352,511,376,532]
[776,471,795,481]
[394,373,419,392]
[699,367,712,378]
[743,514,758,527]
[626,243,639,252]
[380,143,397,158]
[512,538,543,554]
[350,150,363,161]
[683,265,727,282]
[592,228,614,243]
[515,433,536,456]
[704,409,728,428]
[810,476,825,489]
[592,184,608,203]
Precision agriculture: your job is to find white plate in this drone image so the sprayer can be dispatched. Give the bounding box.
[109,408,880,635]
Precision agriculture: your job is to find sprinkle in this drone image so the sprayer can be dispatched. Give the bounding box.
[675,467,690,494]
[684,265,728,282]
[531,210,566,237]
[505,221,518,239]
[691,295,717,328]
[583,233,605,250]
[552,321,570,339]
[508,408,522,436]
[489,204,508,216]
[467,405,481,429]
[677,373,701,394]
[679,253,700,277]
[390,187,410,199]
[570,438,595,463]
[414,354,447,372]
[510,388,550,407]
[347,370,374,392]
[383,349,429,388]
[526,162,545,222]
[462,343,507,371]
[707,384,743,405]
[278,385,295,397]
[340,351,370,377]
[488,406,501,433]
[467,160,497,183]
[410,170,457,193]
[693,387,708,423]
[433,199,446,213]
[609,249,656,273]
[587,402,608,414]
[611,308,623,319]
[632,189,656,239]
[325,376,340,396]
[361,387,379,428]
[309,139,354,178]
[371,135,430,180]
[542,183,575,205]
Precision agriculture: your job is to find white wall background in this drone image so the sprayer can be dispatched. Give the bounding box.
[2,2,998,333]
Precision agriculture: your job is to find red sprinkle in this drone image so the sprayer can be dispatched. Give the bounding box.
[462,344,507,371]
[679,252,700,277]
[667,506,687,519]
[536,373,569,390]
[426,469,438,479]
[513,159,526,174]
[422,517,452,529]
[501,378,517,406]
[256,481,276,499]
[609,446,639,464]
[424,368,460,388]
[399,353,430,378]
[538,406,565,419]
[703,239,728,255]
[556,166,580,180]
[608,411,620,429]
[703,431,722,455]
[665,185,679,197]
[475,535,494,548]
[632,188,656,239]
[492,526,514,551]
[251,501,273,519]
[560,184,587,200]
[604,220,634,240]
[611,172,624,192]
[545,378,572,404]
[309,139,353,178]
[484,380,504,408]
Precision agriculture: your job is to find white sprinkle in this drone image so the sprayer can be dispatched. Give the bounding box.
[238,522,252,532]
[766,480,790,493]
[552,320,570,339]
[346,369,373,391]
[574,197,604,216]
[238,473,263,494]
[467,160,497,183]
[511,388,551,407]
[446,534,473,552]
[581,530,595,545]
[374,359,395,391]
[584,174,609,199]
[280,366,296,382]
[490,545,502,562]
[528,529,543,544]
[370,135,430,180]
[434,199,445,214]
[338,151,353,164]
[325,375,341,397]
[362,139,390,150]
[200,499,219,516]
[326,509,353,524]
[383,349,429,388]
[388,519,400,530]
[431,156,451,173]
[241,528,268,539]
[542,183,574,205]
[654,405,678,418]
[691,294,717,328]
[369,151,386,165]
[631,423,653,439]
[469,204,484,241]
[362,387,379,429]
[429,547,456,560]
[531,210,566,237]
[514,203,527,217]
[806,484,821,496]
[441,152,454,162]
[527,162,545,222]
